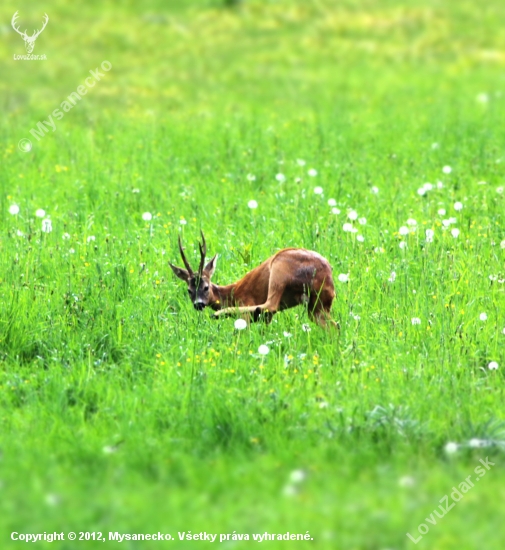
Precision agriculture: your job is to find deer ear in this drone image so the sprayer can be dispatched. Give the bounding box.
[169,263,190,282]
[204,254,218,278]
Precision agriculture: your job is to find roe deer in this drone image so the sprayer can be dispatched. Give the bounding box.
[170,232,337,327]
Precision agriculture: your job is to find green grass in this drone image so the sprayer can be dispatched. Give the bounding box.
[1,0,505,548]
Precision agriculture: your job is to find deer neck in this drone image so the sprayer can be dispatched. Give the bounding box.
[210,283,238,311]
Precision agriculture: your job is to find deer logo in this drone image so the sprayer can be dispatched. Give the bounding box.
[11,11,49,54]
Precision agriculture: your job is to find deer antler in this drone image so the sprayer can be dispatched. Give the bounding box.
[198,231,207,275]
[11,11,27,38]
[32,13,49,40]
[178,235,194,275]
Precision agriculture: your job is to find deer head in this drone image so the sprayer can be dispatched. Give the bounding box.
[170,231,218,310]
[12,11,49,54]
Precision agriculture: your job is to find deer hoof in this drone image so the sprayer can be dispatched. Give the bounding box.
[253,307,262,322]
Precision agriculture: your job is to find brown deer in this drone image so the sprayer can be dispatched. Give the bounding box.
[169,232,337,328]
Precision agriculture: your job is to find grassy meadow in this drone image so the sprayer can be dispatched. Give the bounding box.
[1,0,505,548]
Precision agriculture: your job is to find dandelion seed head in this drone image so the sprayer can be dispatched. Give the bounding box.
[399,226,409,236]
[275,173,286,183]
[234,319,247,330]
[258,344,270,355]
[398,476,415,488]
[444,442,458,455]
[451,228,460,238]
[438,208,446,216]
[248,199,258,209]
[313,186,323,195]
[358,217,367,225]
[480,312,488,321]
[328,198,337,207]
[289,469,306,484]
[142,212,152,221]
[371,186,379,194]
[399,241,407,249]
[442,165,452,174]
[488,361,499,370]
[338,273,349,283]
[356,235,364,242]
[454,201,463,211]
[411,317,421,325]
[308,169,318,177]
[9,204,20,215]
[35,208,46,218]
[348,210,358,221]
[331,207,341,215]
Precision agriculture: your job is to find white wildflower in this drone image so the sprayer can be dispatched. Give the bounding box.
[258,344,269,355]
[234,319,247,330]
[444,442,458,455]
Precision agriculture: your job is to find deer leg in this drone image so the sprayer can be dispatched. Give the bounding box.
[214,269,286,323]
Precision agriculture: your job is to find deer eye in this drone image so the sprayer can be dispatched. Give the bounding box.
[187,289,192,295]
[204,285,209,292]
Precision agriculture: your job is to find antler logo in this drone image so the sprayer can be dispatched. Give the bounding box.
[11,11,49,54]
